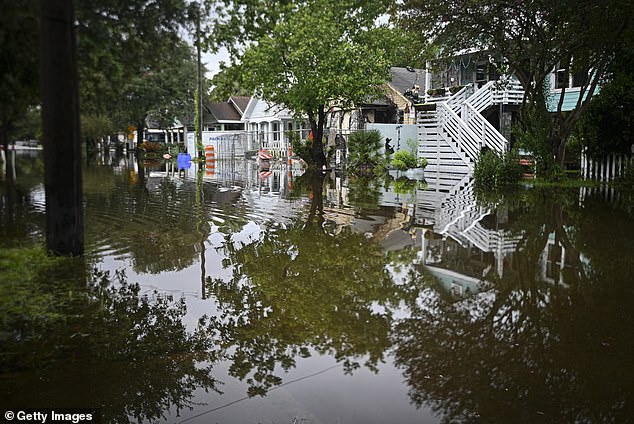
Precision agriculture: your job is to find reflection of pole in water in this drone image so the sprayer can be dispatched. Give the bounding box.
[195,169,207,299]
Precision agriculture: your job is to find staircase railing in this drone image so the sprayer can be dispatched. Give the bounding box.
[436,102,481,163]
[426,78,525,165]
[466,80,524,113]
[465,81,495,112]
[463,103,509,153]
[447,85,474,114]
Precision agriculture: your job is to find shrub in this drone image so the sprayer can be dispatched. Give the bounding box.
[426,87,446,97]
[287,131,313,164]
[347,130,387,176]
[449,85,465,94]
[391,148,427,171]
[474,149,524,191]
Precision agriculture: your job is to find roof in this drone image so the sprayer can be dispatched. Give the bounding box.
[205,101,242,122]
[389,67,425,94]
[229,96,251,114]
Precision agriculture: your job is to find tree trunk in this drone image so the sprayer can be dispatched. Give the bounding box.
[309,106,327,168]
[39,0,84,256]
[137,119,145,149]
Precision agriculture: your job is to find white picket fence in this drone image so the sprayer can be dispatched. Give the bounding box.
[581,152,633,181]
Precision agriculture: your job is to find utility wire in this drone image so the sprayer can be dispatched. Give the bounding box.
[178,363,342,423]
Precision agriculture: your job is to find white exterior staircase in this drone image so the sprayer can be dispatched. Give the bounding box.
[418,80,524,173]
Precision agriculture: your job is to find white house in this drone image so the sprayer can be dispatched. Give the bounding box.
[241,97,310,157]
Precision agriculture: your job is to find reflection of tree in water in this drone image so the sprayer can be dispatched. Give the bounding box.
[0,152,46,246]
[1,267,222,423]
[206,173,413,396]
[393,187,634,423]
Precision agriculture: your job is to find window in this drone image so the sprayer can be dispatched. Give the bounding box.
[555,69,568,89]
[554,60,589,90]
[273,122,279,141]
[572,69,588,88]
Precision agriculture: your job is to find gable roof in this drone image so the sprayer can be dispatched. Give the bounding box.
[204,101,242,122]
[389,67,425,94]
[229,96,251,115]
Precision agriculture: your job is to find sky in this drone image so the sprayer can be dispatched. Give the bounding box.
[202,47,230,79]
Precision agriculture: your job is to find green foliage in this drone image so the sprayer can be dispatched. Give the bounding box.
[347,130,388,176]
[426,88,446,97]
[576,47,634,159]
[76,0,197,132]
[448,85,465,94]
[0,0,39,146]
[233,0,396,165]
[514,101,564,178]
[391,150,427,171]
[138,141,165,153]
[391,177,427,196]
[474,149,524,192]
[209,62,251,101]
[81,113,113,143]
[11,106,41,142]
[288,130,313,164]
[616,161,634,188]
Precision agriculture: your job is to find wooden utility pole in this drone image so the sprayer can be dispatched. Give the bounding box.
[39,0,84,256]
[196,2,204,154]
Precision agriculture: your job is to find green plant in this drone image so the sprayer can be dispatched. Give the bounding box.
[347,130,388,176]
[616,161,634,187]
[288,131,313,164]
[449,85,465,94]
[426,87,446,97]
[474,149,524,191]
[391,142,427,171]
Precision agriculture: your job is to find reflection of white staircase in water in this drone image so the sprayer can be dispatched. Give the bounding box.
[418,80,524,172]
[417,172,520,258]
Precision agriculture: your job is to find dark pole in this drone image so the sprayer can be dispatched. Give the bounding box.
[39,0,84,256]
[196,3,204,155]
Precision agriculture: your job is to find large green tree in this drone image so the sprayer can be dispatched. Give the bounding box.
[208,0,396,167]
[76,0,197,146]
[0,0,39,172]
[396,0,633,177]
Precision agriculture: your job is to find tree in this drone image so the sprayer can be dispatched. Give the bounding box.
[75,0,197,146]
[347,130,387,176]
[576,42,634,159]
[0,0,39,173]
[396,0,634,177]
[209,0,396,167]
[208,62,251,102]
[122,43,199,149]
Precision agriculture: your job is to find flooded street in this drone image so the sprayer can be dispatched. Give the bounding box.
[2,150,634,423]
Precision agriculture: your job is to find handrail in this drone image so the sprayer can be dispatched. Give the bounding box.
[464,103,508,153]
[436,102,481,162]
[447,84,474,114]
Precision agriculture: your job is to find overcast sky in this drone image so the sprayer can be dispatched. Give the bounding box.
[202,47,229,78]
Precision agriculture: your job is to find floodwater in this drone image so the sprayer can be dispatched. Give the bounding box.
[1,149,634,423]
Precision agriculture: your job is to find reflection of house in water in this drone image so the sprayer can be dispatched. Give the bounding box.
[406,173,519,286]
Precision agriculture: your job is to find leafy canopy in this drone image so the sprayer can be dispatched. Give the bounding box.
[240,0,395,116]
